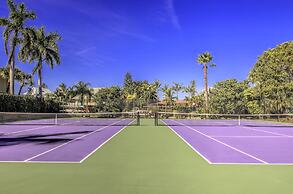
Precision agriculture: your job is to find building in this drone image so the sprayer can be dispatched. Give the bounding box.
[23,86,53,96]
[0,77,7,94]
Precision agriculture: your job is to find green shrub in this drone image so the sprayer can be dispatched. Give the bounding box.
[0,95,60,113]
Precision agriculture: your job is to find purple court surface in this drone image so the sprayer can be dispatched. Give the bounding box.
[164,120,293,165]
[0,119,133,163]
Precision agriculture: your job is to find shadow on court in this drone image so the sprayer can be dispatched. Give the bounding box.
[0,130,95,146]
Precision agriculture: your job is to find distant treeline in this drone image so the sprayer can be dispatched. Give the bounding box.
[51,41,293,114]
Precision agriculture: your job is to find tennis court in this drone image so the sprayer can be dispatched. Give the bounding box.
[1,115,293,194]
[0,112,138,163]
[157,112,293,164]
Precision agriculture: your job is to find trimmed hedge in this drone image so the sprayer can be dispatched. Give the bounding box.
[0,95,60,113]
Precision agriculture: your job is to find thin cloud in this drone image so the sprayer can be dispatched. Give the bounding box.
[165,0,181,30]
[40,0,155,43]
[112,28,156,43]
[76,46,97,56]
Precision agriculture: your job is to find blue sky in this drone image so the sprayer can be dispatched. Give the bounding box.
[0,0,293,94]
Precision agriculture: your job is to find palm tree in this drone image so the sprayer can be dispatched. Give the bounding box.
[0,0,36,95]
[172,82,183,100]
[142,82,160,106]
[184,80,197,98]
[72,81,91,106]
[0,67,9,93]
[14,68,33,95]
[161,84,175,109]
[197,52,216,113]
[55,83,69,102]
[19,27,61,98]
[0,66,32,94]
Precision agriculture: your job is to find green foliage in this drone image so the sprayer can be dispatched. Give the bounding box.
[123,72,133,94]
[19,27,61,97]
[93,86,124,112]
[209,79,249,114]
[0,94,60,112]
[72,81,92,106]
[0,66,33,94]
[248,41,293,113]
[54,83,73,103]
[0,0,36,95]
[161,84,175,106]
[197,52,216,67]
[184,80,197,98]
[172,82,183,100]
[123,72,160,110]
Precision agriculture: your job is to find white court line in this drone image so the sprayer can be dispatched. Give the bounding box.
[241,126,290,137]
[171,120,268,164]
[24,119,128,162]
[79,120,135,163]
[2,120,81,136]
[211,162,293,165]
[0,160,80,164]
[211,135,293,138]
[162,121,212,164]
[0,120,133,164]
[3,126,52,135]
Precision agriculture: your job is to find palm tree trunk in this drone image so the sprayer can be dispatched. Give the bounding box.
[204,64,209,114]
[81,94,84,106]
[8,49,15,95]
[38,67,43,98]
[9,61,14,95]
[18,84,24,95]
[6,81,10,94]
[8,33,18,96]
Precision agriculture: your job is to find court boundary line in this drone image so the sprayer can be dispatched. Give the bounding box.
[211,162,293,165]
[241,126,290,137]
[79,121,134,163]
[162,121,212,164]
[211,135,293,138]
[0,119,135,164]
[24,119,128,162]
[169,120,268,164]
[2,120,81,136]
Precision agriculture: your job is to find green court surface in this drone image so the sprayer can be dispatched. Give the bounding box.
[0,119,293,194]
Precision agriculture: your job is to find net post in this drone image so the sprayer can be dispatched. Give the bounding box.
[155,112,158,126]
[55,114,58,125]
[136,112,140,126]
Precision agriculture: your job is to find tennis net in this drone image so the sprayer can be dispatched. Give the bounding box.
[0,112,140,126]
[155,112,293,127]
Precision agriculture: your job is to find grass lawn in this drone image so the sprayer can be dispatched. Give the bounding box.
[0,119,292,194]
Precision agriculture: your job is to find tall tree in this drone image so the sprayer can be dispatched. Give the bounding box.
[72,81,91,106]
[184,80,197,109]
[55,83,71,103]
[184,80,196,98]
[14,68,33,95]
[197,52,216,113]
[172,82,183,100]
[209,79,248,114]
[0,66,32,94]
[123,72,135,110]
[94,86,124,112]
[19,27,61,98]
[0,0,36,95]
[123,72,133,93]
[0,66,9,93]
[161,84,175,107]
[248,41,293,114]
